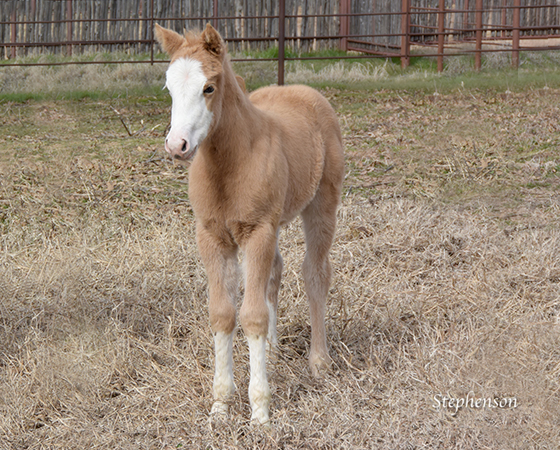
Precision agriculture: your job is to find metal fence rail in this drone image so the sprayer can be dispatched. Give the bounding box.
[1,0,559,85]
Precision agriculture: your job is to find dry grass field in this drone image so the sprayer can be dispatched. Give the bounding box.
[1,76,560,449]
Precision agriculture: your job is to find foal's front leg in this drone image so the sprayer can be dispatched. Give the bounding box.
[196,225,239,417]
[239,224,278,424]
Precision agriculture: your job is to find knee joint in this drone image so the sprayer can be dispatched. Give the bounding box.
[239,302,269,337]
[210,303,237,334]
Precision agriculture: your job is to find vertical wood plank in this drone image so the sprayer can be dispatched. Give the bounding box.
[512,0,520,67]
[67,0,72,56]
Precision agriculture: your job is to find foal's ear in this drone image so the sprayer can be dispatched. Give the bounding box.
[235,75,247,93]
[154,24,185,56]
[201,23,224,57]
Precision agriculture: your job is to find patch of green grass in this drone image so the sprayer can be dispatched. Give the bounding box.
[525,181,551,189]
[238,45,299,60]
[310,65,560,93]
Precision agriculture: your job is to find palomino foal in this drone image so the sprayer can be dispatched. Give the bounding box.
[155,24,344,424]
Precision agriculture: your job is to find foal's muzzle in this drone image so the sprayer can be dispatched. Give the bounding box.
[165,138,197,161]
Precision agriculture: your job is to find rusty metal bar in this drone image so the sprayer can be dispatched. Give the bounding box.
[437,0,445,72]
[344,45,560,58]
[278,0,285,85]
[280,45,560,58]
[463,31,560,40]
[348,38,400,47]
[150,0,155,65]
[401,0,410,68]
[411,21,544,31]
[475,0,483,71]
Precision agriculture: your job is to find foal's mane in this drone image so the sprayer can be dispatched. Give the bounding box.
[183,29,202,46]
[169,27,226,80]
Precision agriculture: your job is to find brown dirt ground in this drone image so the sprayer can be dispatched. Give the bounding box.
[0,86,559,449]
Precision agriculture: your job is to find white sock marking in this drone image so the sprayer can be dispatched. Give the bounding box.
[267,300,278,350]
[247,334,271,424]
[211,331,235,416]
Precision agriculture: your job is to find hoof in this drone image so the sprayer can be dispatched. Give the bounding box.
[309,353,331,378]
[250,407,271,426]
[210,401,229,419]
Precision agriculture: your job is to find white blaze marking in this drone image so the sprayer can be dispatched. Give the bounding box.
[165,57,213,155]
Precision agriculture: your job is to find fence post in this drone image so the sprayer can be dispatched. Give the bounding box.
[150,0,155,65]
[67,0,72,56]
[278,0,285,85]
[339,0,350,51]
[401,0,410,69]
[437,0,445,72]
[475,0,482,71]
[512,0,520,68]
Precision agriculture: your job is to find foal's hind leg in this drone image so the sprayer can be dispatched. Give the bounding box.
[266,245,283,350]
[301,189,339,377]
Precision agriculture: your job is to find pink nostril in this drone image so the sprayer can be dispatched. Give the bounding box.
[165,135,192,159]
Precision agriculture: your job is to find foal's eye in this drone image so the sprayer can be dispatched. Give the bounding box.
[203,85,215,95]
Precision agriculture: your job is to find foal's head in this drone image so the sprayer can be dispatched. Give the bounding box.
[155,24,227,160]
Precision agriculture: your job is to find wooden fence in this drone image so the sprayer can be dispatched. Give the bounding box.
[2,0,559,58]
[1,0,559,84]
[350,0,560,50]
[0,0,343,56]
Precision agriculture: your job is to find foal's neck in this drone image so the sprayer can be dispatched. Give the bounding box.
[206,58,262,159]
